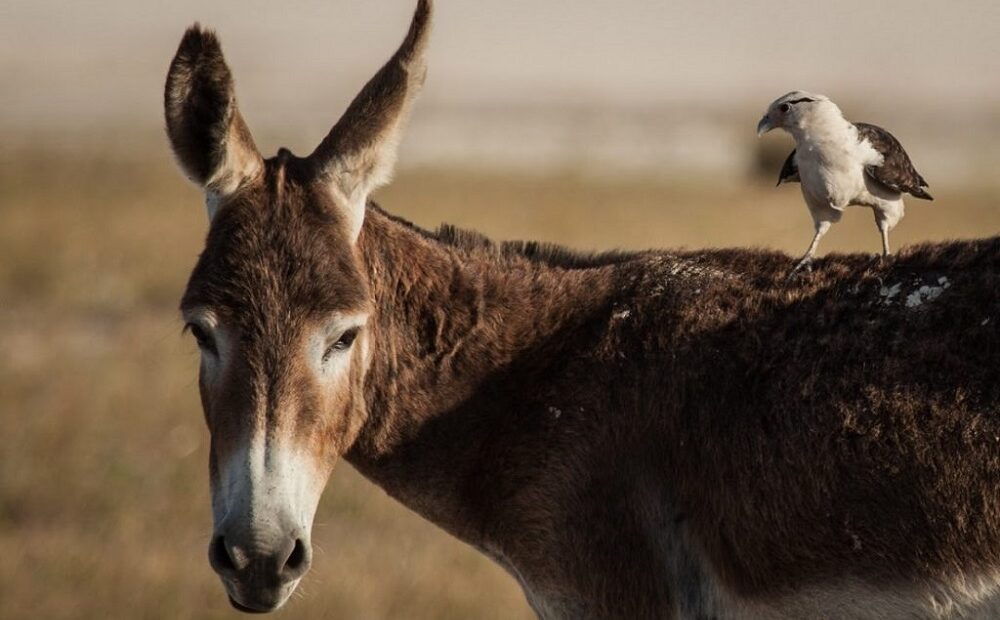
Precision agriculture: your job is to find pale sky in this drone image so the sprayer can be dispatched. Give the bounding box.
[2,0,998,127]
[2,1,997,179]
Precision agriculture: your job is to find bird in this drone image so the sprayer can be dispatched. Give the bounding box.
[756,91,933,274]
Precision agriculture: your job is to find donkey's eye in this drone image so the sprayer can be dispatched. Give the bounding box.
[323,327,360,362]
[186,323,217,354]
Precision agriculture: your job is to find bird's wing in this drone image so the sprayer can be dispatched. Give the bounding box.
[854,122,933,200]
[777,149,799,186]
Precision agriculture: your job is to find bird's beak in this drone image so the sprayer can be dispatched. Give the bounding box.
[756,115,773,137]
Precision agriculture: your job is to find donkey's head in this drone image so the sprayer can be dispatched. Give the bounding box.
[165,1,431,612]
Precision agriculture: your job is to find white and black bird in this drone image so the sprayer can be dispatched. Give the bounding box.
[757,91,933,273]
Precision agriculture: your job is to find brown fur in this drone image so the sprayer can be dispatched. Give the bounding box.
[165,24,261,188]
[348,211,1000,617]
[181,152,373,474]
[185,160,1000,615]
[167,1,1000,617]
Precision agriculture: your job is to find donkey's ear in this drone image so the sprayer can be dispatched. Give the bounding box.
[308,0,432,243]
[165,24,262,220]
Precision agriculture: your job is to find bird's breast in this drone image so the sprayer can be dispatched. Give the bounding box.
[797,150,867,209]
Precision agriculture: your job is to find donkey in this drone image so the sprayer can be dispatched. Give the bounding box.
[165,1,1000,617]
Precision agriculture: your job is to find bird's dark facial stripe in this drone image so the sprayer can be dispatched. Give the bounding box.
[785,97,817,106]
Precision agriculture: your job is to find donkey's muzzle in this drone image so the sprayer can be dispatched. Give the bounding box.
[209,525,312,613]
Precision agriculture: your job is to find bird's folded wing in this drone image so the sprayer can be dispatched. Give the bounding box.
[854,122,933,200]
[777,149,799,186]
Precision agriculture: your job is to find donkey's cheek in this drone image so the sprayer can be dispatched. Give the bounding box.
[312,383,362,462]
[309,337,371,452]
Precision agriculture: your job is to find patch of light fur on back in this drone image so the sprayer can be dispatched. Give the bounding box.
[638,255,739,299]
[652,254,739,282]
[906,278,950,308]
[879,276,952,310]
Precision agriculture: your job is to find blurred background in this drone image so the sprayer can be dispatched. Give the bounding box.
[1,1,997,618]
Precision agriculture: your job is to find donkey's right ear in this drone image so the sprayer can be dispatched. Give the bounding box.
[165,25,262,220]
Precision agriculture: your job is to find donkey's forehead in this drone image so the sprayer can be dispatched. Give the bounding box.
[180,168,370,319]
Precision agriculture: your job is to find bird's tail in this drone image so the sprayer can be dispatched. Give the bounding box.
[910,186,934,201]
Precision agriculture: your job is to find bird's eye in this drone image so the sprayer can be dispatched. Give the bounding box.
[779,103,790,113]
[186,323,217,355]
[323,327,360,362]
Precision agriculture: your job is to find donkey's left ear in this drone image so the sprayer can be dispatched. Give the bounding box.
[165,24,262,221]
[308,0,433,243]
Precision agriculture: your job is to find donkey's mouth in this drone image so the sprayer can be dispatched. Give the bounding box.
[224,582,296,615]
[228,595,271,614]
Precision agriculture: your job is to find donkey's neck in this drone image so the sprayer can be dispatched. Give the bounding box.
[345,207,621,543]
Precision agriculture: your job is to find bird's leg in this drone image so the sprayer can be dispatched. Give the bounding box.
[790,253,813,276]
[879,225,891,257]
[789,221,831,279]
[868,210,895,270]
[871,203,901,260]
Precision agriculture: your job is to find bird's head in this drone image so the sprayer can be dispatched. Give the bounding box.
[756,91,833,136]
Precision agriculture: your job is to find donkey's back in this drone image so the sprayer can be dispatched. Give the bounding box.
[548,237,1000,618]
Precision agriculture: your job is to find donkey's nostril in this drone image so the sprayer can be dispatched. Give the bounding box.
[282,538,311,579]
[286,539,306,570]
[209,531,309,582]
[209,535,238,574]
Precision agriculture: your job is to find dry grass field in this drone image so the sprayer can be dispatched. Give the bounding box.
[1,144,996,619]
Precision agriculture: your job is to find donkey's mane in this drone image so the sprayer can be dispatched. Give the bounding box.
[370,201,1000,280]
[368,202,644,269]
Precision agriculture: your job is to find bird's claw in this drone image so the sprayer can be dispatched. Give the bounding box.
[866,253,894,271]
[786,257,813,282]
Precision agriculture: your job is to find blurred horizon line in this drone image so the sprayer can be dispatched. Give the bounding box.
[4,101,997,189]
